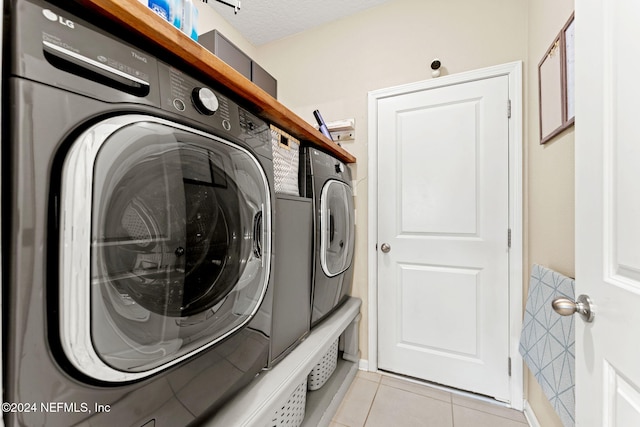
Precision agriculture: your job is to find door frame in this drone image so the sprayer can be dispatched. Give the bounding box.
[366,61,524,409]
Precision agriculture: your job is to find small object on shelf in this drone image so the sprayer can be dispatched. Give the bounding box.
[313,110,333,141]
[199,30,277,97]
[324,118,355,142]
[183,0,199,41]
[172,0,183,30]
[147,0,171,21]
[143,0,199,41]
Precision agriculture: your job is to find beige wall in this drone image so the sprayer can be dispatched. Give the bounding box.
[255,0,527,364]
[525,0,574,425]
[526,0,575,279]
[198,0,574,424]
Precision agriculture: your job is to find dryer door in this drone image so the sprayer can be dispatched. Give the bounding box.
[320,179,355,277]
[59,115,271,382]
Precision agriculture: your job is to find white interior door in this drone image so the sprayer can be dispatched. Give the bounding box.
[575,0,640,424]
[376,74,511,401]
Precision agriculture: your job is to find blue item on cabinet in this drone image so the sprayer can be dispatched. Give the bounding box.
[172,0,183,30]
[182,0,198,41]
[148,0,171,21]
[189,0,199,41]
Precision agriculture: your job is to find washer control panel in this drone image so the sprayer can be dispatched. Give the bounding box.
[158,63,270,156]
[159,63,233,130]
[191,87,219,115]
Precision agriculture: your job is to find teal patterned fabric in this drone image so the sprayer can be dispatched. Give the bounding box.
[519,264,575,427]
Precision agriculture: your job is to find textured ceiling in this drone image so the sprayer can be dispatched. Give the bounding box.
[206,0,394,46]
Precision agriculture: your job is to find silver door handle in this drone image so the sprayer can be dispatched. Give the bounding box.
[551,294,595,323]
[380,243,391,253]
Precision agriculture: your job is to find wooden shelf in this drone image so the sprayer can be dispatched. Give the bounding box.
[71,0,355,164]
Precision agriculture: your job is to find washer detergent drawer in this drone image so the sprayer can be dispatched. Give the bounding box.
[59,115,272,382]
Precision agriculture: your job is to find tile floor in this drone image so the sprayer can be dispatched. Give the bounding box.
[330,371,529,427]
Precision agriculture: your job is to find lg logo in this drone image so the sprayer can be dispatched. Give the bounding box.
[42,9,75,29]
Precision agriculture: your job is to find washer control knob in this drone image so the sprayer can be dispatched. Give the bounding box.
[192,87,219,115]
[335,163,344,173]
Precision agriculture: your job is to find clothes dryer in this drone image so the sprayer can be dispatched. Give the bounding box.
[3,0,275,425]
[304,147,355,327]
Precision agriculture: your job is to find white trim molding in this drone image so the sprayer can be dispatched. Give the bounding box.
[367,61,524,410]
[1,1,5,423]
[524,400,543,427]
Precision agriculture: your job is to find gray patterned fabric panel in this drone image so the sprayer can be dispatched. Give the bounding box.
[520,264,575,427]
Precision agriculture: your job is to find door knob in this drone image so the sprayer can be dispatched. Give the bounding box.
[380,243,391,253]
[551,294,595,323]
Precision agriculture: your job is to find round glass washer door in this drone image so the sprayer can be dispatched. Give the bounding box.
[320,179,355,277]
[59,115,271,383]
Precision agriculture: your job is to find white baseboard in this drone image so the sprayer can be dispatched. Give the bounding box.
[358,359,369,371]
[523,400,542,427]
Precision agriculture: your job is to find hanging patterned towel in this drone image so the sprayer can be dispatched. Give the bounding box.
[519,264,575,427]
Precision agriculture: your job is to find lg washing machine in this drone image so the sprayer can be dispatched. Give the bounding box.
[303,147,355,327]
[2,0,275,425]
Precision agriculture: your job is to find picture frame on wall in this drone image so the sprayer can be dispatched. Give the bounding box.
[562,13,575,123]
[538,12,575,144]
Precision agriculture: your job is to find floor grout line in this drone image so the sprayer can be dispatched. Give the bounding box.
[452,401,528,424]
[378,370,527,424]
[380,383,453,404]
[338,372,527,427]
[450,396,456,427]
[453,402,530,426]
[361,379,381,427]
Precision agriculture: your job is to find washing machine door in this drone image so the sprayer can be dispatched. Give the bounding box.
[320,179,355,277]
[59,115,271,383]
